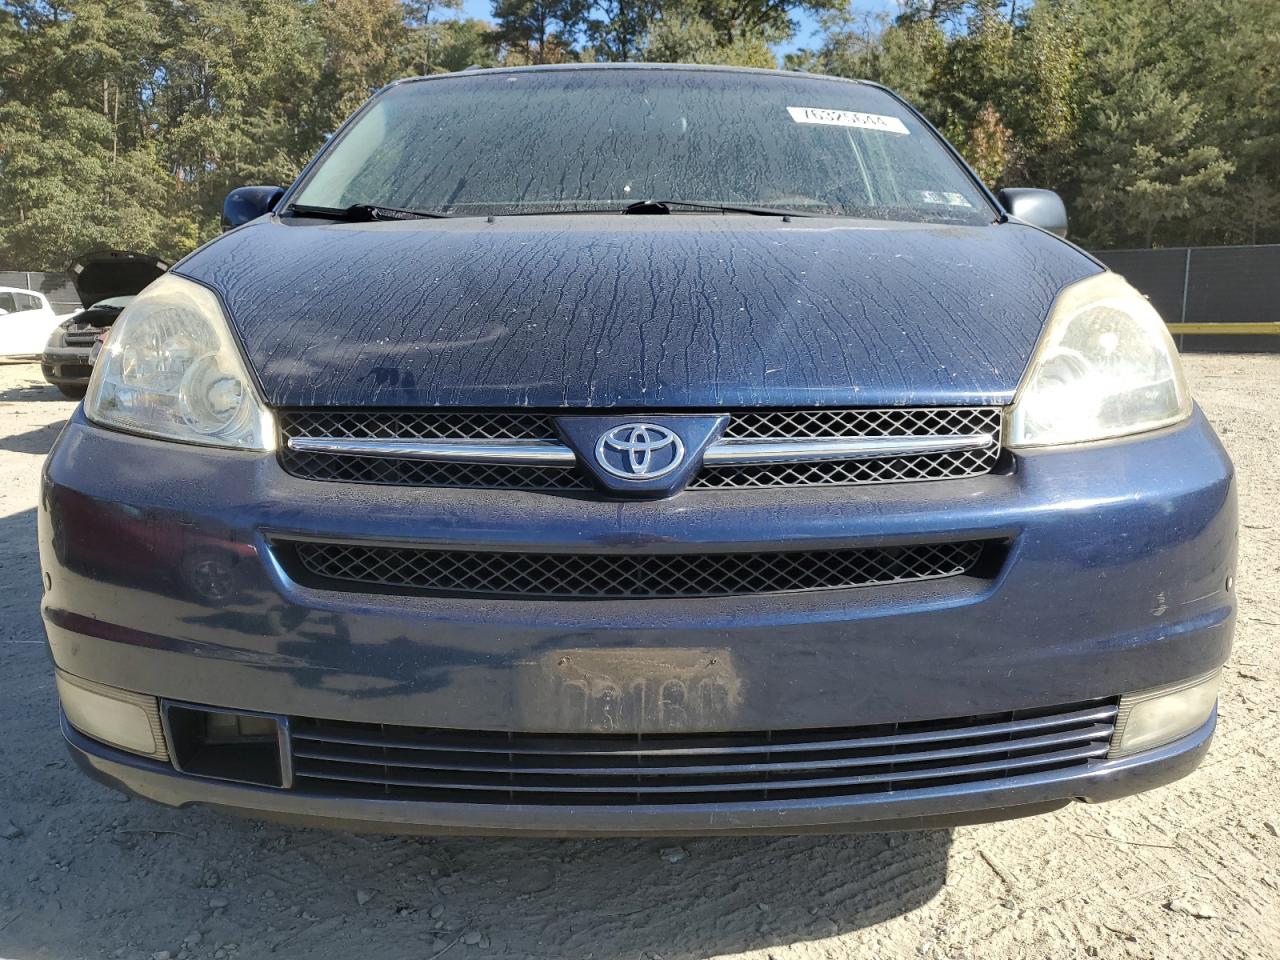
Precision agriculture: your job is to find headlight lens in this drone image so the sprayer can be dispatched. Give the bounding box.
[85,275,274,450]
[1007,272,1191,447]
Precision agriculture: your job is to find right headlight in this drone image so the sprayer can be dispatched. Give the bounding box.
[85,274,274,450]
[1006,272,1192,448]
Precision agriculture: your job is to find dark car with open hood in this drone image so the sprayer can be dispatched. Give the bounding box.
[40,65,1235,836]
[41,250,168,398]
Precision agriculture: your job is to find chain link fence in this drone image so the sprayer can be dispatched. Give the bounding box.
[0,270,81,315]
[6,243,1279,350]
[1096,244,1280,352]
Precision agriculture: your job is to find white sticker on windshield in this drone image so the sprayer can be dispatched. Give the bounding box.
[786,106,910,135]
[915,190,974,208]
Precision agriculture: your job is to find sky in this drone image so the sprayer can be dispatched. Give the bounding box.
[445,0,899,57]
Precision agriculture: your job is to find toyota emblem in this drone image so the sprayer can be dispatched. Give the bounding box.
[594,423,686,481]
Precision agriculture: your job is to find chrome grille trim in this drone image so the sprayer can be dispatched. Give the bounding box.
[701,433,995,465]
[287,437,578,466]
[278,407,1003,490]
[285,699,1118,805]
[286,431,996,467]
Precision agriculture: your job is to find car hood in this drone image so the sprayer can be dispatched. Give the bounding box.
[176,216,1099,409]
[69,250,169,308]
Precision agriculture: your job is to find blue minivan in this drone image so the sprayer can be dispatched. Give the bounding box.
[40,64,1235,835]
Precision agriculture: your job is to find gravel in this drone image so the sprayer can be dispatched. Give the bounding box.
[0,354,1277,959]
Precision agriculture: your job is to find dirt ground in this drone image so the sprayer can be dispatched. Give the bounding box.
[0,354,1276,960]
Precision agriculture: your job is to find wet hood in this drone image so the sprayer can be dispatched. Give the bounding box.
[176,216,1099,409]
[69,250,169,308]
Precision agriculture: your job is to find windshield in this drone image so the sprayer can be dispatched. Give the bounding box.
[292,68,994,225]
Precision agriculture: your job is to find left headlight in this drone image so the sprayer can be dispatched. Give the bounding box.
[85,275,274,450]
[1006,271,1191,448]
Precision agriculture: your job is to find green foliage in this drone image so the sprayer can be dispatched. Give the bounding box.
[586,0,655,61]
[491,0,589,63]
[802,0,1277,248]
[642,9,778,67]
[1,0,1275,267]
[679,0,841,48]
[0,0,496,268]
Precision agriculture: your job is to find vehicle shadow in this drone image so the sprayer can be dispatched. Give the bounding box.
[0,419,66,455]
[0,365,70,402]
[3,497,948,958]
[0,783,950,960]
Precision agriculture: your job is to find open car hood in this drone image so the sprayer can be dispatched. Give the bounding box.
[68,250,169,308]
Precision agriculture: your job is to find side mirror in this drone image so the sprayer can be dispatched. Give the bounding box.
[222,186,285,230]
[997,188,1068,238]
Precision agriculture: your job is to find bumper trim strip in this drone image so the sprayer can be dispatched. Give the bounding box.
[291,721,1116,777]
[293,743,1113,795]
[290,704,1118,757]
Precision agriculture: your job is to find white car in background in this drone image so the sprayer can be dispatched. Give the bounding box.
[0,287,68,358]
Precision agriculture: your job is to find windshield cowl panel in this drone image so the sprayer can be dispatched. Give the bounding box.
[291,68,994,227]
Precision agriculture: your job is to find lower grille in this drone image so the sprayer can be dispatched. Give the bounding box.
[278,539,993,599]
[288,700,1118,806]
[46,363,93,378]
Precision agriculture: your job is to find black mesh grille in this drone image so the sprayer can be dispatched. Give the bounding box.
[279,539,992,599]
[281,410,557,441]
[287,699,1118,806]
[722,406,1000,440]
[691,446,999,489]
[279,410,590,491]
[698,407,1003,489]
[277,407,1002,492]
[279,451,591,490]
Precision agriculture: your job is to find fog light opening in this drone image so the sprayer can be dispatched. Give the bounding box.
[1109,669,1220,758]
[163,702,287,788]
[56,671,168,760]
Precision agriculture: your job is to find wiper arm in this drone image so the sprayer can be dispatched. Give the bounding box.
[623,199,817,218]
[283,203,451,222]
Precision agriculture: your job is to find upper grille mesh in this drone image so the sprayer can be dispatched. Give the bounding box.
[723,406,1000,440]
[279,410,589,491]
[281,410,557,441]
[278,407,1002,492]
[697,407,1002,489]
[280,539,989,599]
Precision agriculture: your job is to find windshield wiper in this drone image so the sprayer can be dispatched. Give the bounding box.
[622,199,818,218]
[283,202,451,222]
[489,200,820,218]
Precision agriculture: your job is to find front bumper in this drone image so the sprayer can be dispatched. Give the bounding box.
[63,709,1216,836]
[41,345,93,386]
[39,407,1236,833]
